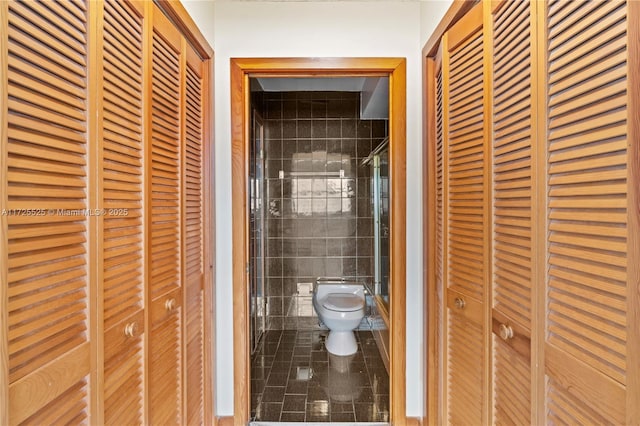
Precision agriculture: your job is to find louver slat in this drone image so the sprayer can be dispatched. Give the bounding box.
[101,1,145,424]
[6,0,90,423]
[545,0,629,422]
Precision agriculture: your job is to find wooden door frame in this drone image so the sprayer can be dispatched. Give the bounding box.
[421,2,480,425]
[230,57,406,425]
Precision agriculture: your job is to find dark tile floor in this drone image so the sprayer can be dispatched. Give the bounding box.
[251,329,390,422]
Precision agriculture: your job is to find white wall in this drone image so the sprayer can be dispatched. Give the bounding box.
[420,0,453,48]
[182,1,215,47]
[183,0,451,418]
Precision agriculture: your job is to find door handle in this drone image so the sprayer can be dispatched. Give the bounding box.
[498,323,514,341]
[124,321,138,338]
[165,298,177,312]
[454,297,465,309]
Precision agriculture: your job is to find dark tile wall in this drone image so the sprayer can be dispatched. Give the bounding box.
[260,91,388,330]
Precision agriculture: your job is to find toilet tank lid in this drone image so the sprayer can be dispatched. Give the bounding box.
[322,293,363,312]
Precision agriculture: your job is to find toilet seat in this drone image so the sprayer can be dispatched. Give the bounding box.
[321,293,363,312]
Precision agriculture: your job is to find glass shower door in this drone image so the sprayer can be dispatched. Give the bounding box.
[249,111,266,353]
[372,146,390,306]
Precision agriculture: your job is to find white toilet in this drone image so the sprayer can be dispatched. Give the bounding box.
[312,279,366,356]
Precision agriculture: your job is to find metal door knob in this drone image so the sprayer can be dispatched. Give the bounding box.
[124,321,138,337]
[454,297,465,309]
[499,323,514,341]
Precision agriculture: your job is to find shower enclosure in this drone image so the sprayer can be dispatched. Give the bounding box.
[365,138,390,309]
[249,110,266,353]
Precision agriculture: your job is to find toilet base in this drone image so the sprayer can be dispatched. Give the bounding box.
[325,330,357,356]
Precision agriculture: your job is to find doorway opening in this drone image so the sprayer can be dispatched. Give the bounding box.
[231,58,407,424]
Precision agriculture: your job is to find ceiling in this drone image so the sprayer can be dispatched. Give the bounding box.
[253,77,389,119]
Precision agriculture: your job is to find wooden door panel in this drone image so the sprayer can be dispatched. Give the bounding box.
[148,5,183,423]
[5,0,91,423]
[544,0,629,422]
[150,14,181,301]
[185,283,205,424]
[490,1,534,424]
[150,286,183,325]
[447,312,483,425]
[446,5,486,304]
[149,308,183,425]
[428,0,638,424]
[447,289,483,324]
[491,310,530,361]
[184,45,206,425]
[433,49,445,426]
[442,4,487,424]
[493,337,530,426]
[9,343,90,425]
[101,1,146,423]
[491,0,533,332]
[2,2,212,424]
[547,377,614,425]
[17,378,90,425]
[546,343,625,425]
[103,334,144,425]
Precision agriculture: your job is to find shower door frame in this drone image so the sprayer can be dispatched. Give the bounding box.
[230,57,407,425]
[249,110,266,353]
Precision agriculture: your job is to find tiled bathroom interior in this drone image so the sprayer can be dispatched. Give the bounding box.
[250,90,389,422]
[261,91,387,330]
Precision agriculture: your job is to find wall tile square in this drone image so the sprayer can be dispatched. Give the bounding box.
[283,120,297,139]
[297,120,311,138]
[267,138,282,159]
[311,101,327,118]
[357,120,372,138]
[267,238,283,257]
[311,120,327,138]
[283,100,297,119]
[326,239,342,256]
[341,120,357,138]
[283,140,297,157]
[327,120,341,138]
[297,100,312,118]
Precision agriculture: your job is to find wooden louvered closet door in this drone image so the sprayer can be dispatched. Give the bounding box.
[184,44,207,425]
[99,1,146,424]
[542,0,638,423]
[3,0,93,424]
[426,0,640,424]
[431,44,445,426]
[1,1,213,424]
[441,4,490,425]
[489,0,535,424]
[148,5,184,425]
